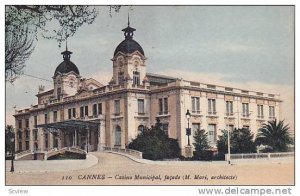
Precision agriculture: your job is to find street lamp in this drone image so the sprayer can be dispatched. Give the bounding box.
[10,137,15,172]
[186,109,191,146]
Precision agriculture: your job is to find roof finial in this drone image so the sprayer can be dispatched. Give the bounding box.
[66,39,68,51]
[128,12,130,27]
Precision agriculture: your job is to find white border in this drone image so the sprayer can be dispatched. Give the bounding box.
[1,1,298,196]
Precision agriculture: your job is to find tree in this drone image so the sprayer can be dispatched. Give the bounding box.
[193,129,210,152]
[255,119,293,152]
[5,5,121,82]
[128,118,181,160]
[5,125,15,155]
[217,128,256,155]
[192,129,212,160]
[5,25,35,83]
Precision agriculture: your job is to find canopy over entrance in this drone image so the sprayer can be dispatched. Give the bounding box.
[36,119,100,152]
[36,119,99,130]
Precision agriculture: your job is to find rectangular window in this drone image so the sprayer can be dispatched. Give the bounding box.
[34,116,37,127]
[53,111,58,122]
[191,97,200,113]
[93,104,97,116]
[138,99,145,114]
[80,106,84,118]
[159,98,163,115]
[114,100,120,115]
[98,103,102,115]
[269,106,275,119]
[25,130,30,140]
[257,105,264,118]
[34,130,38,140]
[163,98,168,114]
[208,99,216,115]
[226,101,233,116]
[18,131,22,140]
[192,123,200,135]
[84,106,89,117]
[72,108,76,118]
[133,71,140,85]
[68,109,72,119]
[44,114,48,124]
[18,120,22,129]
[18,142,22,151]
[45,133,48,149]
[242,103,249,117]
[208,124,217,143]
[25,119,29,128]
[25,141,29,150]
[158,98,168,115]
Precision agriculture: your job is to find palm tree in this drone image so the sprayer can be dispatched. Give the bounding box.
[255,119,293,152]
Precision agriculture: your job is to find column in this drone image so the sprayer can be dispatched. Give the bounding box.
[75,129,77,147]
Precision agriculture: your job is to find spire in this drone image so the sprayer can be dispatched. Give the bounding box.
[122,13,136,40]
[66,39,68,51]
[128,12,130,27]
[61,40,72,61]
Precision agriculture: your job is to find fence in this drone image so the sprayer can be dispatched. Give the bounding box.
[103,146,143,159]
[225,152,294,161]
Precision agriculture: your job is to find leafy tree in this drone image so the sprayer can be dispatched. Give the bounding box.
[217,128,256,154]
[5,125,15,155]
[192,129,212,160]
[193,129,210,152]
[255,119,293,152]
[5,5,121,82]
[128,118,181,160]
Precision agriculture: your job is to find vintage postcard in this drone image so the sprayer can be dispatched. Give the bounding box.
[4,4,295,192]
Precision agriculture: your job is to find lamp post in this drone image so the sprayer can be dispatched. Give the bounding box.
[186,109,191,146]
[10,137,15,172]
[227,115,231,165]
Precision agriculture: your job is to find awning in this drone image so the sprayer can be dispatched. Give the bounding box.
[36,119,100,130]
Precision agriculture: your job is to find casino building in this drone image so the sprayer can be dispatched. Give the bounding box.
[13,21,282,157]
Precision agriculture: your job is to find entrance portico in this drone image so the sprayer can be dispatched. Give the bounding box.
[36,119,100,152]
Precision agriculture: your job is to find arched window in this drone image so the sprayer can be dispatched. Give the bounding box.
[137,125,144,135]
[133,71,140,85]
[115,126,121,146]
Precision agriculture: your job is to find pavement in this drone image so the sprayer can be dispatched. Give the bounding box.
[5,152,294,185]
[5,154,98,173]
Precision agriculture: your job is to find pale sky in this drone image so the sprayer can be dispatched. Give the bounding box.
[5,6,294,130]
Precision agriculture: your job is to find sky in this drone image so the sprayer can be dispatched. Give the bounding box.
[5,6,295,130]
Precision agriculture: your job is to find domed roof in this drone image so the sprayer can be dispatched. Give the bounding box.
[114,39,144,56]
[114,22,145,57]
[54,49,80,75]
[54,60,80,75]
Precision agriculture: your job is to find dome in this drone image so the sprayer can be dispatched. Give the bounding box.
[54,60,80,75]
[114,39,144,56]
[54,49,80,75]
[114,23,145,57]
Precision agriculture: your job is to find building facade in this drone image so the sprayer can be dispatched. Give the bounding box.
[13,22,282,157]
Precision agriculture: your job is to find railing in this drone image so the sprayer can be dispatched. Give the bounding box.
[103,146,143,159]
[15,150,32,159]
[45,147,87,160]
[225,152,294,161]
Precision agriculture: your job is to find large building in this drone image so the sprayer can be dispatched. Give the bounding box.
[13,22,281,157]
